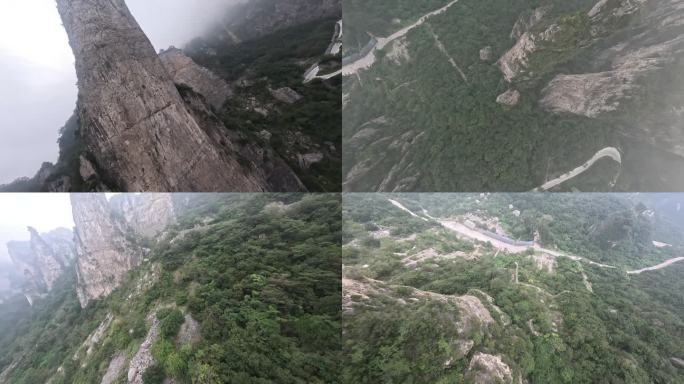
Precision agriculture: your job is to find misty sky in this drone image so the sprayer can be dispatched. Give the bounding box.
[0,0,240,184]
[0,194,73,264]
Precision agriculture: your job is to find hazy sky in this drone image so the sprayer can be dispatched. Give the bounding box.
[0,0,240,184]
[0,194,73,264]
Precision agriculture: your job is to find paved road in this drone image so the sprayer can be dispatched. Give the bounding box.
[627,257,684,274]
[535,147,622,191]
[304,19,343,83]
[390,199,684,275]
[342,0,461,76]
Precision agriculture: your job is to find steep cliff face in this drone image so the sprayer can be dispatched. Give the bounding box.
[496,0,684,157]
[71,194,142,308]
[27,227,65,291]
[6,228,75,305]
[159,48,232,110]
[109,194,176,238]
[55,0,302,192]
[71,193,180,307]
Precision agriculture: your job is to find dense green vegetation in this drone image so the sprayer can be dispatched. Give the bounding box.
[343,194,684,383]
[342,0,684,192]
[0,194,341,383]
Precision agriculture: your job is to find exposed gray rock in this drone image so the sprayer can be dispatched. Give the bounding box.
[28,227,66,290]
[82,313,114,358]
[101,354,126,384]
[71,194,143,308]
[297,152,324,169]
[6,227,74,304]
[128,312,160,384]
[510,7,550,40]
[498,22,564,82]
[270,87,304,104]
[538,0,684,156]
[56,0,272,192]
[110,194,176,238]
[79,156,97,182]
[176,314,201,347]
[479,46,494,62]
[671,357,684,369]
[159,47,232,110]
[496,89,521,106]
[541,32,684,118]
[466,353,513,384]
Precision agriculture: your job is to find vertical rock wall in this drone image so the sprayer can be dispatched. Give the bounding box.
[55,0,268,192]
[71,194,142,307]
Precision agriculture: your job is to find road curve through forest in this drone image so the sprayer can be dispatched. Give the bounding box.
[304,19,343,83]
[534,147,622,191]
[342,0,461,76]
[627,257,684,274]
[390,199,684,275]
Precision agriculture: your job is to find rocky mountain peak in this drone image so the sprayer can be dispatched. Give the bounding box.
[5,227,75,305]
[71,193,178,308]
[55,0,295,192]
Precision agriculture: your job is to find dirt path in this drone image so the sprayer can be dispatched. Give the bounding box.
[534,147,622,191]
[342,0,461,76]
[389,199,429,221]
[425,23,469,85]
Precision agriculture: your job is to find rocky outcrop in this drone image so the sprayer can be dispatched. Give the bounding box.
[270,87,303,104]
[128,311,160,384]
[159,48,232,110]
[176,314,201,347]
[496,89,521,106]
[510,6,550,40]
[110,194,176,238]
[71,194,143,308]
[538,0,684,155]
[101,354,126,384]
[479,46,494,62]
[466,353,513,384]
[71,194,181,307]
[6,227,75,304]
[55,0,286,192]
[27,227,66,290]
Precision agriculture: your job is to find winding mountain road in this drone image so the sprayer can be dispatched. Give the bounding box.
[342,0,461,76]
[389,199,684,275]
[534,147,622,191]
[627,257,684,274]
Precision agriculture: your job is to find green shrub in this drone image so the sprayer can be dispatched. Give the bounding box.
[158,309,185,339]
[142,365,165,384]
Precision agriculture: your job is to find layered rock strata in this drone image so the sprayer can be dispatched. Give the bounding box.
[71,194,142,307]
[55,0,283,192]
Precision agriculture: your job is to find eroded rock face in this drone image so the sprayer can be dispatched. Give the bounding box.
[270,87,304,104]
[496,89,521,106]
[6,227,75,304]
[539,0,684,154]
[159,48,232,110]
[71,194,142,308]
[466,353,513,384]
[110,194,176,238]
[128,311,160,384]
[56,0,270,192]
[101,353,126,384]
